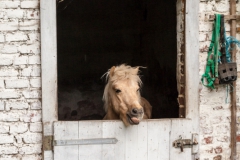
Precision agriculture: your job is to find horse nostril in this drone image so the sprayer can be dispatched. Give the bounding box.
[131,108,139,115]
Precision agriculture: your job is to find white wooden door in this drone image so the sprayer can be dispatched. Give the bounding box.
[53,119,194,160]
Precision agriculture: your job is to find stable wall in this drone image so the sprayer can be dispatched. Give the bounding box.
[0,0,239,160]
[199,0,240,159]
[0,0,42,159]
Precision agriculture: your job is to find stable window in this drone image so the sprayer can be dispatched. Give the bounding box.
[57,0,178,120]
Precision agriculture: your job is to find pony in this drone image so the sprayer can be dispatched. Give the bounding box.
[102,64,152,126]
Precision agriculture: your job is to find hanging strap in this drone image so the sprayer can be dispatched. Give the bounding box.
[201,14,221,89]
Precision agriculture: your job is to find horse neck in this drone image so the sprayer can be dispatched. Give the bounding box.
[103,103,119,120]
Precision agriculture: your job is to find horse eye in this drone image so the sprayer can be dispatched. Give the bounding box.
[115,89,121,93]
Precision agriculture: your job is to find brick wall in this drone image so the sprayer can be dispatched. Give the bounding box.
[0,0,42,159]
[199,0,240,159]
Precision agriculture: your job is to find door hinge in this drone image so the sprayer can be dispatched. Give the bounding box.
[173,133,198,154]
[53,138,118,146]
[43,135,53,151]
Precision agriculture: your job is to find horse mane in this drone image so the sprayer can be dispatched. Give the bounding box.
[102,64,143,112]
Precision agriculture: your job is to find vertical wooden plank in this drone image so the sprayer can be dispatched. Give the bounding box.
[40,0,58,159]
[125,124,139,160]
[230,0,237,159]
[102,121,125,160]
[54,122,79,160]
[147,119,171,160]
[169,119,192,159]
[78,121,102,160]
[185,1,199,158]
[136,121,148,160]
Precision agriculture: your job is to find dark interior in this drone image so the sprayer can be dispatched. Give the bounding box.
[57,0,178,120]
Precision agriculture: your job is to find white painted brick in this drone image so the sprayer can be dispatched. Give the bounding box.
[5,101,29,110]
[0,112,19,122]
[199,22,213,32]
[28,32,40,43]
[0,124,9,134]
[20,1,39,9]
[13,55,28,65]
[22,132,42,143]
[6,9,24,19]
[0,91,20,99]
[0,1,20,9]
[199,3,213,13]
[21,110,41,123]
[14,134,23,144]
[29,122,42,132]
[0,134,14,144]
[30,100,41,110]
[6,32,28,42]
[0,21,18,31]
[0,55,13,65]
[1,44,18,54]
[28,55,40,64]
[31,65,40,76]
[30,78,40,88]
[22,90,41,99]
[19,20,39,31]
[18,43,40,54]
[5,79,29,88]
[10,123,28,134]
[26,9,39,19]
[0,80,4,89]
[21,66,32,77]
[0,33,5,43]
[19,144,41,154]
[0,145,18,155]
[0,11,4,19]
[0,67,19,77]
[0,156,19,160]
[21,155,42,160]
[213,2,229,13]
[0,101,4,110]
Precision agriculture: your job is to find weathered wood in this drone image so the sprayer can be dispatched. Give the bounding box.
[147,120,171,160]
[170,119,192,159]
[230,0,237,159]
[54,122,79,160]
[185,0,200,147]
[40,0,58,159]
[54,120,194,160]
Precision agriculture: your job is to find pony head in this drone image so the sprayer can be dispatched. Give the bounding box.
[102,64,144,126]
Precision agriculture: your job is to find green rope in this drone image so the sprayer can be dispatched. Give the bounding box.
[201,14,221,89]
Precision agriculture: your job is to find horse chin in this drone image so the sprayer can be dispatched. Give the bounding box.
[126,114,141,125]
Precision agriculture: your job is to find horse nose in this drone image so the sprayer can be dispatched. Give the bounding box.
[131,108,143,116]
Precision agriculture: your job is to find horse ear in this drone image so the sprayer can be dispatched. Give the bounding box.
[109,66,115,77]
[133,67,139,75]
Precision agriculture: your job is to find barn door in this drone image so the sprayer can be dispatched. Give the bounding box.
[41,0,199,159]
[53,119,197,160]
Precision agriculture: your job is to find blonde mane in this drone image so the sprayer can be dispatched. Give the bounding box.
[102,64,143,112]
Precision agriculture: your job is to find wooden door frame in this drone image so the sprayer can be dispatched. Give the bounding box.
[40,0,199,159]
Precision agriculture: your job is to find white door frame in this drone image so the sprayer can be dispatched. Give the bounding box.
[40,0,199,159]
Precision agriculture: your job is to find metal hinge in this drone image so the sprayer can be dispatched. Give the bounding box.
[43,135,53,151]
[43,136,118,150]
[173,133,198,154]
[53,138,118,146]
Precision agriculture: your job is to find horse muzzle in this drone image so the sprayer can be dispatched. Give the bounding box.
[127,108,144,125]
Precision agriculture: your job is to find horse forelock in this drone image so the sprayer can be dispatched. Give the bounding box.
[102,64,143,112]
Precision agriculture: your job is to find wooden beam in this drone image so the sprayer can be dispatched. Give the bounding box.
[230,0,237,159]
[209,14,240,21]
